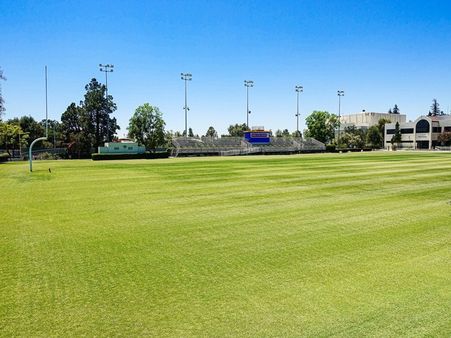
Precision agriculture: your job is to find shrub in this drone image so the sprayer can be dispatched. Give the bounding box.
[35,152,59,160]
[0,153,10,163]
[92,150,170,161]
[335,148,372,153]
[146,150,171,159]
[325,144,336,152]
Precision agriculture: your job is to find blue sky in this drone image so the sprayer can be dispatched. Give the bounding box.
[1,0,451,136]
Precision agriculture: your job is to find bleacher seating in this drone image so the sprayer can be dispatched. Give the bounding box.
[201,136,243,147]
[172,136,325,157]
[300,138,326,151]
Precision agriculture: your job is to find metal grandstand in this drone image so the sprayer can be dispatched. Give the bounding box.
[171,136,325,157]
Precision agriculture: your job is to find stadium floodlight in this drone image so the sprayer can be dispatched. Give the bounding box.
[99,64,114,142]
[337,90,345,143]
[29,66,49,172]
[181,73,192,137]
[244,80,254,129]
[295,85,303,136]
[99,64,114,98]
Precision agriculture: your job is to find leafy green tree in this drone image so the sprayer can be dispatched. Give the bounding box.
[292,130,302,138]
[205,126,218,138]
[81,78,119,148]
[61,103,84,140]
[7,115,44,146]
[188,128,194,138]
[339,125,366,149]
[0,122,28,155]
[388,108,392,114]
[66,132,88,159]
[304,111,338,144]
[0,67,6,120]
[366,125,383,148]
[275,129,283,137]
[61,102,92,156]
[128,103,167,149]
[392,104,400,114]
[391,122,402,148]
[60,78,119,156]
[228,123,248,136]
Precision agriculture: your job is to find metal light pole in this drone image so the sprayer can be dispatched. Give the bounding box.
[337,90,345,144]
[99,64,114,142]
[29,66,48,172]
[181,73,192,137]
[99,64,114,98]
[295,85,303,137]
[244,80,254,129]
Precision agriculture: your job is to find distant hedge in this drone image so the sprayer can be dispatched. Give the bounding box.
[337,148,373,152]
[326,146,374,153]
[0,153,10,163]
[92,150,171,161]
[325,144,336,152]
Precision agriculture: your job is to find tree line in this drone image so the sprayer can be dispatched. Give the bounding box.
[1,71,450,157]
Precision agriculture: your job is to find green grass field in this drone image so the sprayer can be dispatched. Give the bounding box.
[1,152,450,336]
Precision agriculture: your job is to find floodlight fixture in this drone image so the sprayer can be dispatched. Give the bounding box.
[181,73,193,137]
[295,85,304,136]
[244,80,254,129]
[99,64,114,96]
[337,90,345,143]
[99,64,115,141]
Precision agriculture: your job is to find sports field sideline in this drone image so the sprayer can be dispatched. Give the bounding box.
[1,152,450,336]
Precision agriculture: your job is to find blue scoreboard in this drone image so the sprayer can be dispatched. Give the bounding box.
[244,131,271,144]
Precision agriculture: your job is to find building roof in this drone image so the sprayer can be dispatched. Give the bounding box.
[429,115,451,122]
[342,111,406,117]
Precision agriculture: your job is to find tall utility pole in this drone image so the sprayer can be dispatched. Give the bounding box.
[99,64,114,98]
[29,66,48,172]
[295,85,303,137]
[337,90,345,143]
[244,80,254,129]
[181,73,192,137]
[99,64,114,142]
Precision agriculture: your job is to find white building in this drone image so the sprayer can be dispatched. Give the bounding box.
[384,115,451,150]
[340,111,406,129]
[98,139,145,154]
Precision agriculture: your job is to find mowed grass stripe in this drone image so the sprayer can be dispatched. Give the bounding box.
[1,152,450,336]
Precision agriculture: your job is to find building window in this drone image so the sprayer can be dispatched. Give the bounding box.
[386,129,396,134]
[416,119,430,133]
[432,127,441,133]
[401,128,414,134]
[114,147,120,150]
[445,126,451,132]
[128,147,133,150]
